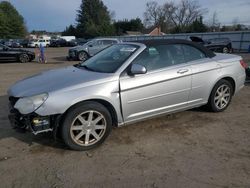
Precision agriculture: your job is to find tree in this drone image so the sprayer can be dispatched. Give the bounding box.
[143,0,207,33]
[208,11,220,32]
[170,0,207,32]
[114,18,144,35]
[187,16,207,33]
[0,1,27,38]
[76,0,114,38]
[143,1,174,33]
[62,25,76,36]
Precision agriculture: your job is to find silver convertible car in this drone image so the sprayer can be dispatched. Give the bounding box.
[8,39,246,150]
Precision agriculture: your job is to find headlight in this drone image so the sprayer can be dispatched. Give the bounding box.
[14,93,48,114]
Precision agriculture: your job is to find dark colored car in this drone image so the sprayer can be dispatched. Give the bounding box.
[18,39,29,48]
[4,40,23,48]
[190,36,233,53]
[50,39,77,47]
[0,44,35,63]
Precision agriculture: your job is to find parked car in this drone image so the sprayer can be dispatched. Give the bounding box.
[8,39,246,150]
[4,39,22,48]
[28,39,50,48]
[76,38,89,46]
[0,43,35,63]
[50,39,68,47]
[190,36,233,53]
[67,38,121,61]
[18,39,29,48]
[50,39,77,47]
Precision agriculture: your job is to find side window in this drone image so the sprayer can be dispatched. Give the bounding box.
[103,40,115,45]
[0,44,3,51]
[182,44,206,62]
[132,44,186,72]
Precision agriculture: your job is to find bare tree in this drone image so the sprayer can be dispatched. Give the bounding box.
[143,1,161,27]
[143,1,174,33]
[208,11,220,32]
[170,0,207,30]
[144,0,207,33]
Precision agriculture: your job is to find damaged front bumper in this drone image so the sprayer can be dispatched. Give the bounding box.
[8,96,59,135]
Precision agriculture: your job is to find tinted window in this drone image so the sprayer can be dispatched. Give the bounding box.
[182,44,206,62]
[102,40,117,45]
[92,40,103,46]
[132,44,187,72]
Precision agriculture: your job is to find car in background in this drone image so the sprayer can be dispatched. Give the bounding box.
[50,38,77,47]
[76,38,89,46]
[67,38,121,61]
[0,43,35,63]
[28,39,50,48]
[4,39,22,48]
[18,39,29,48]
[190,36,233,53]
[50,38,68,47]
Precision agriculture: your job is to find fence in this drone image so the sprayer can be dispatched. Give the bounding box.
[109,31,250,52]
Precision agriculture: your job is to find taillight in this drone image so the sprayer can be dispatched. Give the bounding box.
[240,60,248,69]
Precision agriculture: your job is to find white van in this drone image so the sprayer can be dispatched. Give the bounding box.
[28,39,50,48]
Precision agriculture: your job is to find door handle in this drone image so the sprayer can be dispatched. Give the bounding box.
[177,69,189,74]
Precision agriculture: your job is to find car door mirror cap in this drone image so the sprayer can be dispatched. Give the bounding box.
[129,64,147,76]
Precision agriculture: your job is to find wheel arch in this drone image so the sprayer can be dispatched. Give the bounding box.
[61,99,118,127]
[77,50,89,56]
[209,76,236,99]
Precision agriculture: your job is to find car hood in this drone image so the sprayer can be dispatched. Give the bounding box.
[8,66,115,97]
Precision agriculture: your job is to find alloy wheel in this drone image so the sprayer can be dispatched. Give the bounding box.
[214,84,231,110]
[70,110,107,146]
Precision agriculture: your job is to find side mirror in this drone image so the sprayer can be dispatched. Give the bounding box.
[88,44,93,47]
[129,64,147,76]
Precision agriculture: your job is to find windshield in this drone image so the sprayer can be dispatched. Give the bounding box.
[80,44,139,73]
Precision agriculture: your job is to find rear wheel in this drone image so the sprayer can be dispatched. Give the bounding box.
[19,54,29,63]
[61,102,112,151]
[78,51,88,61]
[222,47,229,53]
[207,79,233,112]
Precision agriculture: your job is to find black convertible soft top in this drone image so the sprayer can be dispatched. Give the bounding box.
[132,39,216,58]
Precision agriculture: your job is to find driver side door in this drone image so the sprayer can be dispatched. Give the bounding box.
[119,44,192,123]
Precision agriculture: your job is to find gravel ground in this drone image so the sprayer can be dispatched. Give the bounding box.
[0,48,250,188]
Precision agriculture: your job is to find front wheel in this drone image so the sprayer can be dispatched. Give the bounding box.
[78,51,88,61]
[207,79,233,112]
[61,102,112,151]
[19,54,29,63]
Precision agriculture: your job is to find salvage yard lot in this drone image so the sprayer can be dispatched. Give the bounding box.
[0,47,250,188]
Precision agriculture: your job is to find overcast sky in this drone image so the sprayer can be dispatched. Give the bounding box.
[7,0,250,31]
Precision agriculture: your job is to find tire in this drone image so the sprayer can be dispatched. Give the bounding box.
[78,51,88,61]
[207,79,233,112]
[222,47,229,53]
[19,54,30,63]
[61,102,112,151]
